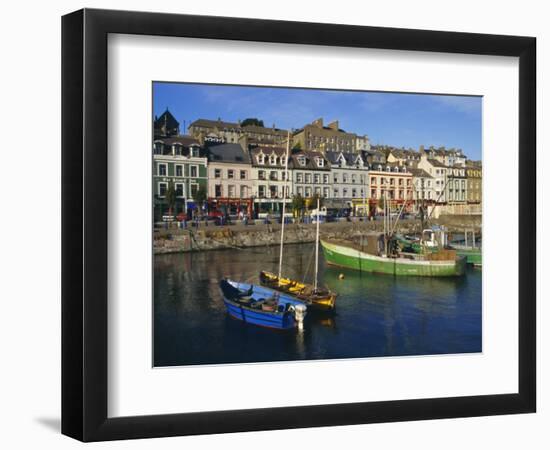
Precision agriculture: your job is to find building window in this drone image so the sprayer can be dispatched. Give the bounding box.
[175,183,184,197]
[269,185,277,198]
[297,186,303,196]
[154,142,163,154]
[298,156,306,166]
[258,170,266,180]
[191,184,199,197]
[258,185,266,198]
[305,173,312,184]
[158,182,167,197]
[228,169,234,179]
[296,173,303,183]
[305,187,312,197]
[158,164,167,176]
[240,170,246,180]
[343,174,348,183]
[371,176,377,185]
[333,174,338,183]
[215,185,222,198]
[228,185,236,198]
[240,185,247,198]
[314,174,320,184]
[334,188,339,197]
[323,174,329,184]
[214,169,221,178]
[352,175,357,184]
[352,188,357,198]
[343,188,348,197]
[190,165,198,178]
[270,171,278,181]
[175,165,183,177]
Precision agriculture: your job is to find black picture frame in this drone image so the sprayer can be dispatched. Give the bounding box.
[62,8,536,442]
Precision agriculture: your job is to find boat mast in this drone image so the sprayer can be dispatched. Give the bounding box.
[278,131,291,280]
[314,197,320,292]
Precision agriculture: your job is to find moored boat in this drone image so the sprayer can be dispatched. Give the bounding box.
[219,279,307,330]
[320,235,466,277]
[397,228,482,267]
[259,270,337,311]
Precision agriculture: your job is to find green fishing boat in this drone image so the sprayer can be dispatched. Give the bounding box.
[397,228,482,266]
[320,236,466,277]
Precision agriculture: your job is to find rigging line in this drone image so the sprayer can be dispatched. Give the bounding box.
[302,243,316,284]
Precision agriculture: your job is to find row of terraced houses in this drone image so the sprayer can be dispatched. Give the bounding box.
[153,109,482,220]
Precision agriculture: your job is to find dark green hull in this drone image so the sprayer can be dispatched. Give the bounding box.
[321,240,466,277]
[453,247,482,266]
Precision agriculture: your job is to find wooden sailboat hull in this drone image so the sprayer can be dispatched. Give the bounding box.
[220,279,304,330]
[259,271,337,311]
[321,240,466,277]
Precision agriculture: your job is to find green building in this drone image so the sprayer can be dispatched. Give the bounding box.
[153,110,208,221]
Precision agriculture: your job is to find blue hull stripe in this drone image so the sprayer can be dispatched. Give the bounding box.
[223,299,296,329]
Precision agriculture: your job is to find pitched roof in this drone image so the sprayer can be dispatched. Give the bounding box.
[190,118,240,129]
[155,109,179,129]
[249,147,289,166]
[325,151,364,167]
[289,151,330,170]
[158,135,200,147]
[427,158,447,168]
[409,168,433,178]
[207,143,251,164]
[241,124,288,135]
[189,119,289,136]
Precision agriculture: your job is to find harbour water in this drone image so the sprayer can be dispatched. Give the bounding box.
[154,242,482,367]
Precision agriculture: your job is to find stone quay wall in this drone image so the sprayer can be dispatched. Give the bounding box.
[154,215,481,255]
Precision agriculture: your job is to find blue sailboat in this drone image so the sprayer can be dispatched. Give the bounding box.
[219,279,307,330]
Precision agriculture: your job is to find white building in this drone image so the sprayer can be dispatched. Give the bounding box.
[325,151,369,209]
[249,146,292,215]
[289,151,331,200]
[410,168,435,203]
[416,154,448,203]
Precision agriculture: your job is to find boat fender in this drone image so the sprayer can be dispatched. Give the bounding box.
[293,304,307,331]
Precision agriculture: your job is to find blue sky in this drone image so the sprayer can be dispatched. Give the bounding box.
[153,82,482,160]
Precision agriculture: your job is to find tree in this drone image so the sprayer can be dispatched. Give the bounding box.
[291,194,305,218]
[193,185,208,212]
[309,193,324,210]
[165,179,176,218]
[241,118,264,127]
[377,196,385,213]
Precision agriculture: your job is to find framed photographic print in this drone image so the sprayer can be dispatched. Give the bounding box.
[61,8,536,441]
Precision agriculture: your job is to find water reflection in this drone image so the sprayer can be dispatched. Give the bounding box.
[154,243,481,366]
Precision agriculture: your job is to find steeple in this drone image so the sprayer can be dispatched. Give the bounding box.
[154,108,180,137]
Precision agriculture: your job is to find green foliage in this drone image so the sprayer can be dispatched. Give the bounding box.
[309,193,324,210]
[291,194,305,216]
[165,179,176,216]
[241,118,264,127]
[193,185,207,207]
